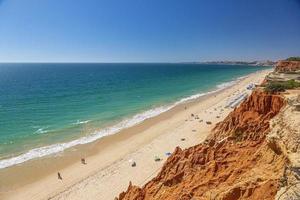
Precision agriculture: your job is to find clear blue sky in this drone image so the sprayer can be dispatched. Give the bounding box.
[0,0,299,62]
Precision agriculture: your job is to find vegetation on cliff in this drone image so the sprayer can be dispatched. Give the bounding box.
[286,57,300,61]
[264,80,300,93]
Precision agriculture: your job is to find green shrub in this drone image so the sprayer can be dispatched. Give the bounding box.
[265,83,286,93]
[232,130,244,142]
[283,79,300,89]
[286,57,300,61]
[265,79,300,93]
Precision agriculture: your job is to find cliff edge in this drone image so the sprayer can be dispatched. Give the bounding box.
[116,60,300,200]
[117,91,286,200]
[275,61,300,73]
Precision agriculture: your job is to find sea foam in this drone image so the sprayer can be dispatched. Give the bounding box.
[0,77,242,169]
[72,120,90,125]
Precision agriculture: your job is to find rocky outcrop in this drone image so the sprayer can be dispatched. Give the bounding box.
[264,60,300,84]
[212,90,285,141]
[118,182,145,200]
[116,90,287,200]
[117,140,285,200]
[268,91,300,199]
[275,61,300,73]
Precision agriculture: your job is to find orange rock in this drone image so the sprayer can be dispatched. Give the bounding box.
[213,90,285,141]
[116,90,286,200]
[275,60,300,73]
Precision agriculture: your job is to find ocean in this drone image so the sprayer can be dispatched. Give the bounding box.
[0,63,270,169]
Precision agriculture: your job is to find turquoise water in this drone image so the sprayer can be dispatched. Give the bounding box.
[0,63,270,168]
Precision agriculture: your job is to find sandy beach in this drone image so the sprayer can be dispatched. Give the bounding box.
[0,69,272,200]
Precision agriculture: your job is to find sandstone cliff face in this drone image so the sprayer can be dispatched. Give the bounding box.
[212,90,285,141]
[275,61,300,73]
[268,91,300,199]
[117,90,286,200]
[118,141,285,200]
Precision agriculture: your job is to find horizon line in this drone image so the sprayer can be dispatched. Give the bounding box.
[0,60,279,64]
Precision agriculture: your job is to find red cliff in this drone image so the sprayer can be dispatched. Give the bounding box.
[275,61,300,73]
[117,90,286,200]
[212,90,285,141]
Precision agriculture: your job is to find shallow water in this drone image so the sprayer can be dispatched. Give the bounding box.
[0,63,270,168]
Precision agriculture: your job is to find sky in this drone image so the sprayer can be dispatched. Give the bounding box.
[0,0,299,62]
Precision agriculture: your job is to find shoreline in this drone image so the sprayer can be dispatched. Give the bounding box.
[0,72,249,170]
[0,69,272,200]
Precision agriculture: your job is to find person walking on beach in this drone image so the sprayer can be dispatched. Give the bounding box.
[57,172,62,180]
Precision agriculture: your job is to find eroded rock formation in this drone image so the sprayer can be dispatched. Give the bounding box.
[269,91,300,199]
[275,61,300,73]
[117,89,287,200]
[212,90,285,141]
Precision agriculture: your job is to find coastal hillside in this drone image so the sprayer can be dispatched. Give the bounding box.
[116,60,300,200]
[275,60,300,73]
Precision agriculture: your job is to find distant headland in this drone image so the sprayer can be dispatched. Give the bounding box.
[200,60,276,66]
[199,57,300,67]
[179,60,276,66]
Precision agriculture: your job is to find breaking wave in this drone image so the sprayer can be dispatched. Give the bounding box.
[0,76,244,169]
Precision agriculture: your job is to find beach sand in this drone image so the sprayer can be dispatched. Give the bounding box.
[0,69,271,200]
